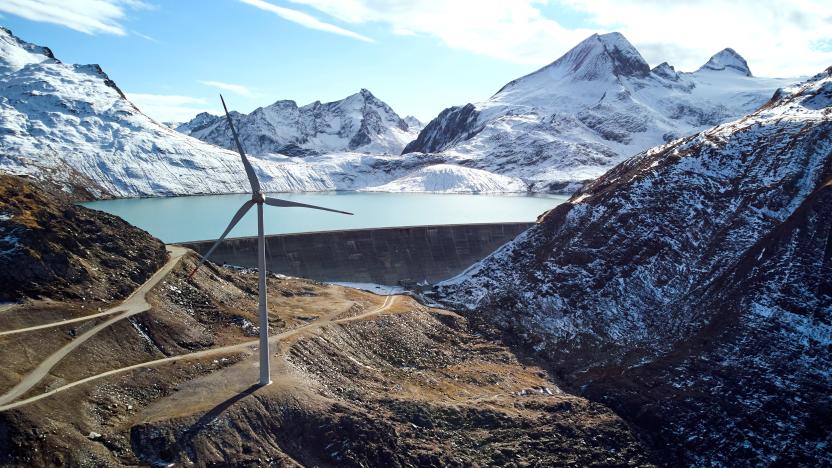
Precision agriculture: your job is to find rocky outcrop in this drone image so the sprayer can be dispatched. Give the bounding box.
[437,67,832,464]
[401,103,480,154]
[0,175,166,301]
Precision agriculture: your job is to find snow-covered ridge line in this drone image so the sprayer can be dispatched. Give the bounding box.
[0,27,489,198]
[176,88,421,156]
[405,32,799,192]
[0,26,521,198]
[0,27,804,199]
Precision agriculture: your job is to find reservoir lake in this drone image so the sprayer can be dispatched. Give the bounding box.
[81,192,570,243]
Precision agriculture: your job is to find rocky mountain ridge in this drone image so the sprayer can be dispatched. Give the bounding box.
[176,89,420,156]
[436,66,832,464]
[404,32,797,192]
[0,28,434,198]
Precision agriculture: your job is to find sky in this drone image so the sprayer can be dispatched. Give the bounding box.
[1,0,830,123]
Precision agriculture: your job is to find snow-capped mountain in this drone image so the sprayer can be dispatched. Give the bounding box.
[0,28,803,199]
[437,67,832,464]
[176,89,419,156]
[405,32,797,191]
[0,28,435,198]
[403,115,423,133]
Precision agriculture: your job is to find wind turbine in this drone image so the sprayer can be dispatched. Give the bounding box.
[189,95,353,386]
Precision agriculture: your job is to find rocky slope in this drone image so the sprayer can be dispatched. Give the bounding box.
[0,174,166,301]
[405,32,797,192]
[0,174,652,465]
[436,67,832,464]
[176,89,420,156]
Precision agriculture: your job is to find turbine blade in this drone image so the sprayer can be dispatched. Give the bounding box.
[188,200,255,278]
[264,196,353,215]
[220,94,261,194]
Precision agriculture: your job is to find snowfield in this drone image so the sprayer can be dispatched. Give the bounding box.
[362,164,527,193]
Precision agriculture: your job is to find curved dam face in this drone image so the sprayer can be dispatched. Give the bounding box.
[177,223,531,285]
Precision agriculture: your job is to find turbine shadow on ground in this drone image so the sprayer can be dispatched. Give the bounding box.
[155,383,263,463]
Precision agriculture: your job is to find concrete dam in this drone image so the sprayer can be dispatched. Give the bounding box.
[178,222,532,285]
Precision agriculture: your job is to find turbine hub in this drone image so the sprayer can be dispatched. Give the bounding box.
[253,192,265,203]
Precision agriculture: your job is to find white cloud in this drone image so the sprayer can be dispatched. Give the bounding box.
[127,93,213,123]
[288,0,832,76]
[239,0,374,43]
[0,0,150,36]
[288,0,592,64]
[198,80,254,97]
[132,30,159,43]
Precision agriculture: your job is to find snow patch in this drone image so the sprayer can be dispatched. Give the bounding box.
[329,282,405,295]
[362,164,527,193]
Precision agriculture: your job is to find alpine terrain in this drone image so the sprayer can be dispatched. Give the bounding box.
[1,27,799,198]
[404,32,797,192]
[0,174,652,466]
[176,89,421,156]
[0,28,432,198]
[437,67,832,464]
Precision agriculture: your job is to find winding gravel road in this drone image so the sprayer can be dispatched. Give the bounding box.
[0,258,400,411]
[0,246,188,406]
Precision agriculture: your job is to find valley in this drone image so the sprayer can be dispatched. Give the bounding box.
[0,176,650,466]
[0,6,829,466]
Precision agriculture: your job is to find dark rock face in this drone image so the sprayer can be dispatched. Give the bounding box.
[401,103,480,154]
[438,68,832,465]
[0,175,166,301]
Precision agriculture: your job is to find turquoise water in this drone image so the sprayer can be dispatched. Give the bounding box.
[82,192,569,243]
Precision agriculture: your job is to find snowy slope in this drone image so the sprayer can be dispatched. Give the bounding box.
[0,28,802,199]
[437,67,832,464]
[0,28,429,198]
[177,89,419,156]
[362,164,526,193]
[406,32,797,192]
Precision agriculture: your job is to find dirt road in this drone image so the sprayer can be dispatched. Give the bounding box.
[0,246,188,406]
[0,275,400,411]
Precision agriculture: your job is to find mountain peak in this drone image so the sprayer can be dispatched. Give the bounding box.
[494,32,650,96]
[0,27,58,74]
[355,88,381,102]
[652,62,680,81]
[698,48,752,77]
[551,32,650,80]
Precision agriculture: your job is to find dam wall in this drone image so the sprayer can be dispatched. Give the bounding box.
[178,223,532,285]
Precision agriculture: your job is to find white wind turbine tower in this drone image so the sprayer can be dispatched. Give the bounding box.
[189,95,353,386]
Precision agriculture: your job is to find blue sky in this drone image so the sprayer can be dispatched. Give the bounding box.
[2,1,829,123]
